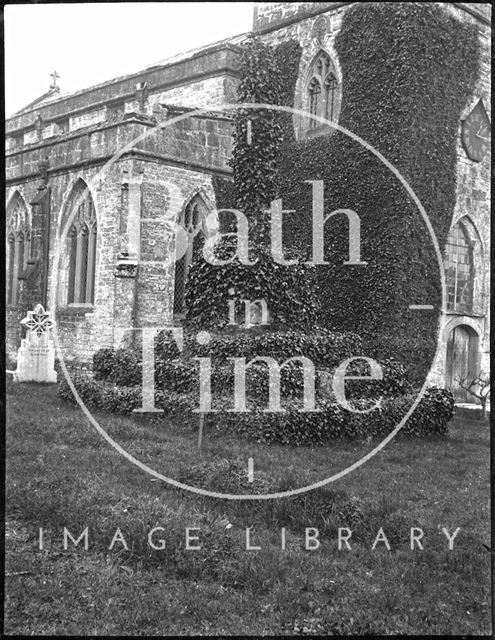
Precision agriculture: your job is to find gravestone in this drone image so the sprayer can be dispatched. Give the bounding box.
[13,304,57,383]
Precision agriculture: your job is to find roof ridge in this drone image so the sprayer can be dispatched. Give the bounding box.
[8,32,249,121]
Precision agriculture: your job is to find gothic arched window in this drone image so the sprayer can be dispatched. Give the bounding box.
[173,195,207,317]
[6,192,30,306]
[309,78,321,123]
[444,221,474,313]
[324,73,338,121]
[67,183,97,305]
[307,51,339,129]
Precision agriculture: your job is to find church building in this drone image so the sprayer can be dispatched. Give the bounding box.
[5,2,491,400]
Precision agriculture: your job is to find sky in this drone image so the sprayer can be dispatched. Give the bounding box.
[4,2,254,116]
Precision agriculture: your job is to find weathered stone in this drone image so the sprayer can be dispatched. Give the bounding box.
[13,304,57,383]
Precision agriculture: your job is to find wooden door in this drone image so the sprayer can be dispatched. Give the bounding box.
[446,325,479,401]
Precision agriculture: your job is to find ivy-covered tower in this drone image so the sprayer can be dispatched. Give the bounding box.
[252,2,490,396]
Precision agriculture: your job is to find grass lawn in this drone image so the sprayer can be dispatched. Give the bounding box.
[4,378,492,635]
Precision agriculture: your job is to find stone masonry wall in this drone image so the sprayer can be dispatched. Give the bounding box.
[6,164,122,364]
[145,76,238,112]
[6,111,232,364]
[134,160,217,330]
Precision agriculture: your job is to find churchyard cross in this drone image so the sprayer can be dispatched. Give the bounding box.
[13,303,57,383]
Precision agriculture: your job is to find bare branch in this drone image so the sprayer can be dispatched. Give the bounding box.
[455,371,490,407]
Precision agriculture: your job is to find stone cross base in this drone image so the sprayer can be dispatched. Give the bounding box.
[13,338,57,383]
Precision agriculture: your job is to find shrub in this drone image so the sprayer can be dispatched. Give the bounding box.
[214,387,455,445]
[362,333,438,388]
[109,348,142,387]
[58,372,454,444]
[156,328,363,367]
[92,347,115,380]
[58,371,142,413]
[154,346,412,404]
[184,241,321,331]
[92,347,141,386]
[155,359,198,393]
[93,336,413,407]
[58,372,200,418]
[343,357,413,399]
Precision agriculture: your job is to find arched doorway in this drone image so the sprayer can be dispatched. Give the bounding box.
[445,324,480,401]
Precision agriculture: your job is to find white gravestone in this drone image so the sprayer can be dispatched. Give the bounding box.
[14,304,57,383]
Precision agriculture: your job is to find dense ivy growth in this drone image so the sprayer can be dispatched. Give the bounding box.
[185,38,320,330]
[275,2,479,382]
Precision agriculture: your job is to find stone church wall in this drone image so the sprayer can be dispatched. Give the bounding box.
[6,104,233,364]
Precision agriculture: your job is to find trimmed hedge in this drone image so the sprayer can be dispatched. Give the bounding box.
[58,372,199,417]
[92,333,413,401]
[93,332,412,402]
[93,347,141,387]
[155,328,363,366]
[154,355,412,401]
[58,373,454,445]
[94,330,364,378]
[218,388,455,445]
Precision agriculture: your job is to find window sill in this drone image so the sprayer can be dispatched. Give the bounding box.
[56,305,95,319]
[302,123,336,140]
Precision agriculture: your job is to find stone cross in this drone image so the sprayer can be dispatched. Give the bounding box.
[13,303,57,383]
[50,70,60,90]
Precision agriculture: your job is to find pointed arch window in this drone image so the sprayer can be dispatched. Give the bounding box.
[6,192,30,306]
[308,78,321,123]
[67,184,97,305]
[7,234,15,304]
[444,221,474,313]
[173,196,207,317]
[306,51,339,130]
[324,73,338,121]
